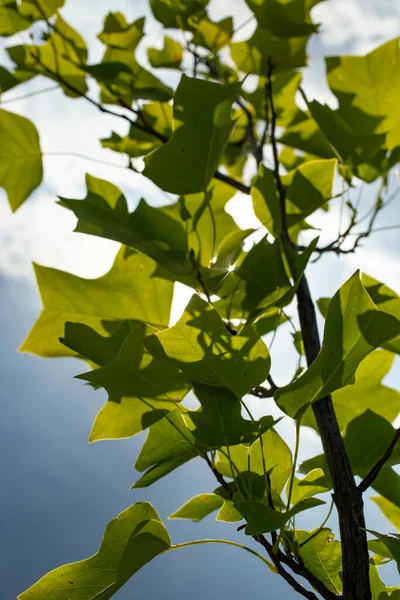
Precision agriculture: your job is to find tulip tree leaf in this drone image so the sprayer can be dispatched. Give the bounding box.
[367,531,400,574]
[17,502,171,600]
[20,246,174,358]
[302,350,400,432]
[326,38,400,150]
[191,16,233,53]
[143,74,241,194]
[0,2,31,36]
[148,36,183,68]
[169,493,223,522]
[279,110,336,158]
[245,0,322,38]
[19,0,64,20]
[235,497,325,535]
[77,324,189,441]
[372,497,400,531]
[291,468,330,504]
[231,26,309,75]
[59,179,190,274]
[216,428,292,495]
[0,108,43,211]
[190,383,258,447]
[8,15,88,96]
[98,13,145,50]
[101,101,173,158]
[296,529,342,594]
[149,0,209,28]
[275,271,400,418]
[145,294,271,398]
[362,274,400,354]
[345,411,400,475]
[133,409,199,489]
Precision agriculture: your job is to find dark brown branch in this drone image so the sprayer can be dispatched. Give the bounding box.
[250,375,279,398]
[236,98,263,166]
[358,428,400,493]
[266,61,371,599]
[213,170,251,194]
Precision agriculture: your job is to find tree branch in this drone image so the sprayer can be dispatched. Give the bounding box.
[358,428,400,493]
[265,60,372,600]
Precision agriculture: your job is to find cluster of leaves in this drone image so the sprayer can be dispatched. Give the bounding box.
[1,0,400,599]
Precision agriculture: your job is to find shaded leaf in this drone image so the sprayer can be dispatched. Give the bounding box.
[191,16,233,52]
[19,0,64,20]
[144,74,241,194]
[145,294,270,398]
[367,530,400,574]
[150,0,209,29]
[190,383,258,447]
[133,409,199,488]
[78,324,189,442]
[235,497,325,535]
[245,0,322,38]
[0,108,42,211]
[18,502,170,600]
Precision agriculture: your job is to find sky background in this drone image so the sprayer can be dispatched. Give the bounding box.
[0,0,399,598]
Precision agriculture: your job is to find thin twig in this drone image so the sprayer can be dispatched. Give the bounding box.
[358,428,400,493]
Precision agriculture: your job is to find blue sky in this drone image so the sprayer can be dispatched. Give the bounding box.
[0,0,399,598]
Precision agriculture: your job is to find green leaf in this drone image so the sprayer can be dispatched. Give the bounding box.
[216,428,292,495]
[275,271,400,418]
[326,38,400,150]
[98,13,145,50]
[302,350,400,432]
[362,274,400,354]
[190,383,258,447]
[8,15,88,97]
[101,102,173,158]
[291,468,330,503]
[372,497,400,531]
[133,409,199,489]
[191,16,233,52]
[216,499,243,523]
[94,46,173,104]
[169,493,223,522]
[150,0,209,29]
[231,26,308,75]
[345,411,400,474]
[19,0,64,20]
[0,64,34,93]
[367,530,400,574]
[0,108,42,211]
[21,246,174,358]
[0,2,31,36]
[235,497,325,535]
[60,179,189,274]
[61,320,136,367]
[369,539,395,563]
[144,75,240,194]
[296,528,342,594]
[245,0,322,38]
[148,36,183,68]
[306,98,386,165]
[77,324,189,442]
[145,294,270,398]
[280,110,336,159]
[18,502,170,600]
[252,159,336,233]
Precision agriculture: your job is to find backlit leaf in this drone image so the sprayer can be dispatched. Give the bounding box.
[169,493,223,522]
[77,324,189,441]
[18,502,170,600]
[372,497,400,531]
[21,246,174,357]
[98,13,145,50]
[133,409,199,488]
[0,108,42,211]
[245,0,322,38]
[145,294,270,398]
[148,36,183,68]
[150,0,209,29]
[275,271,400,418]
[296,528,342,594]
[144,74,241,194]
